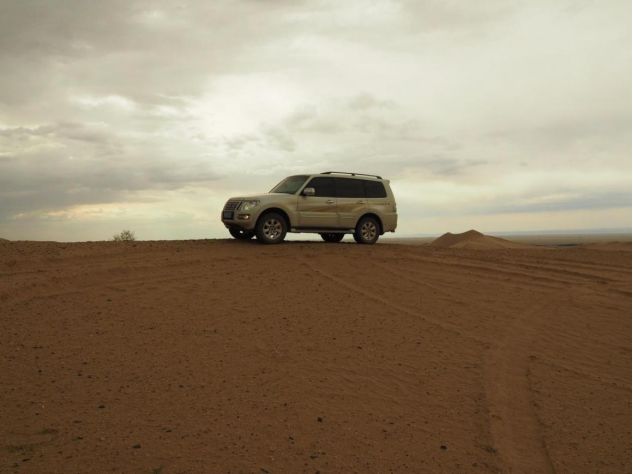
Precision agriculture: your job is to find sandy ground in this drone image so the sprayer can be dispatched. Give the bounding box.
[0,238,630,473]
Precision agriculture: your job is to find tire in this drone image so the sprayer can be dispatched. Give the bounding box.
[320,233,344,243]
[255,212,287,244]
[354,216,380,244]
[229,228,255,240]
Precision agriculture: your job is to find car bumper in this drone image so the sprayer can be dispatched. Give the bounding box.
[382,213,398,232]
[221,210,257,230]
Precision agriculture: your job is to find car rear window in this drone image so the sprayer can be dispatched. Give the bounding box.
[335,178,365,198]
[363,180,387,198]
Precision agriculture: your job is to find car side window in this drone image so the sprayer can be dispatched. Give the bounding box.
[306,177,336,197]
[364,180,387,198]
[335,178,365,198]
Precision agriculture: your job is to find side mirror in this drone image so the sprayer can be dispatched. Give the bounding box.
[302,187,315,196]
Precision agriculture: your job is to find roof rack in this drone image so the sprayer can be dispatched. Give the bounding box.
[321,171,383,179]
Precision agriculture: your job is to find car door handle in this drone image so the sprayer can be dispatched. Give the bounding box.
[356,200,364,204]
[326,199,335,204]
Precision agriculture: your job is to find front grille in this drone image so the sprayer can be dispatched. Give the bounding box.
[223,200,241,211]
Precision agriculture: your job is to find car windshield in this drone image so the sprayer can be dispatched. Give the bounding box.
[270,175,309,194]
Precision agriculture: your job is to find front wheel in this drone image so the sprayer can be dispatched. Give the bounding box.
[320,233,344,243]
[353,216,380,244]
[229,228,254,240]
[255,212,287,244]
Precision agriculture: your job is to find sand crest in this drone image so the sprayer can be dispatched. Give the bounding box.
[431,229,528,249]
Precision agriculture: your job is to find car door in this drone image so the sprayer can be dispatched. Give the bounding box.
[296,177,338,228]
[334,178,367,229]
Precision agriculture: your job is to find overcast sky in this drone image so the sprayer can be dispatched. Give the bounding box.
[0,0,630,241]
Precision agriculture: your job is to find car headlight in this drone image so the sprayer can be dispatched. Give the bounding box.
[240,200,260,211]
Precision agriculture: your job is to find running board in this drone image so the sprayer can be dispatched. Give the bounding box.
[290,228,354,234]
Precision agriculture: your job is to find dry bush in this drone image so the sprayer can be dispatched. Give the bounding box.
[112,230,136,242]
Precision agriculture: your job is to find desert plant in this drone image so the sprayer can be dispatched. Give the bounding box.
[112,230,136,242]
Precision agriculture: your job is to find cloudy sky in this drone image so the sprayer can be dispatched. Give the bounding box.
[0,0,630,240]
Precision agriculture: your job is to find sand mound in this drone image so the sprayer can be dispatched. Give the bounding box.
[431,229,526,249]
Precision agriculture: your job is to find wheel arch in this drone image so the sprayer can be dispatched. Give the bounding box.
[356,213,384,235]
[257,207,291,229]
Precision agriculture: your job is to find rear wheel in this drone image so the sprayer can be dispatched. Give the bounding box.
[354,216,380,244]
[255,212,287,244]
[229,228,254,240]
[320,233,344,243]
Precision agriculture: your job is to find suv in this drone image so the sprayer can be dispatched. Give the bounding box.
[221,171,397,244]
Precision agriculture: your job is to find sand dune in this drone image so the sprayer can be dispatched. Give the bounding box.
[0,239,630,472]
[431,229,528,249]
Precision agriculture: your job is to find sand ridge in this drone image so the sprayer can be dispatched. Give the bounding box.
[431,229,528,249]
[0,240,630,472]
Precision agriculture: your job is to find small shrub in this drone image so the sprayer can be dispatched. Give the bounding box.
[112,230,136,242]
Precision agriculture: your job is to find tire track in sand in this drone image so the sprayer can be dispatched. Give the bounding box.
[306,255,555,472]
[483,301,555,474]
[299,257,486,345]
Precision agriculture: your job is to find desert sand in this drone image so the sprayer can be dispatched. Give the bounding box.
[0,235,630,473]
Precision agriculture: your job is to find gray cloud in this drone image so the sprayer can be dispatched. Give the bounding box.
[0,0,630,239]
[492,191,632,214]
[0,121,220,219]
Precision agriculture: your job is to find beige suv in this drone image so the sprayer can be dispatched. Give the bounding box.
[221,171,398,244]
